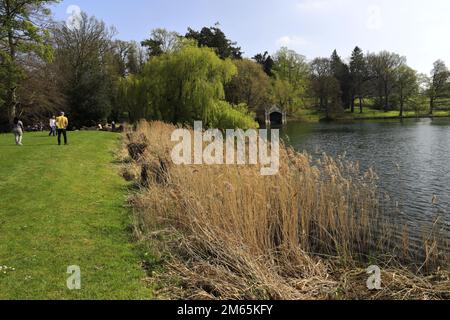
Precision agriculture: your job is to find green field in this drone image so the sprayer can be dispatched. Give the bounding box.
[341,108,450,120]
[0,131,152,299]
[293,107,450,122]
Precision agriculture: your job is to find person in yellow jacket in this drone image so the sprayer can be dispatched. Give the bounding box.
[56,112,69,145]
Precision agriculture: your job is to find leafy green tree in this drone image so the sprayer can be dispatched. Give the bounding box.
[141,28,182,59]
[185,24,242,60]
[126,42,143,75]
[253,51,274,76]
[146,45,237,123]
[427,60,450,115]
[330,49,351,110]
[367,51,406,111]
[110,40,132,77]
[0,0,59,128]
[411,73,430,116]
[271,78,295,113]
[121,44,257,128]
[272,47,309,113]
[107,40,144,122]
[117,75,148,123]
[17,54,66,122]
[395,65,418,117]
[0,66,6,108]
[349,46,367,113]
[209,101,258,129]
[225,59,271,114]
[309,58,342,120]
[54,13,115,127]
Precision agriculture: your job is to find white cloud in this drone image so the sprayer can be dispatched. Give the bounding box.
[276,35,308,48]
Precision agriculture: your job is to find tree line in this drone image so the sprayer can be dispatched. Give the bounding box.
[2,0,450,131]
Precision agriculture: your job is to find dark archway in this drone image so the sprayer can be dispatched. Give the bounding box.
[269,112,283,125]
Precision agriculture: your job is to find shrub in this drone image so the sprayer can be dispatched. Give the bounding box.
[207,101,259,129]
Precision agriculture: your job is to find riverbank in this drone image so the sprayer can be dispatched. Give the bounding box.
[335,110,450,122]
[0,132,153,299]
[123,121,449,300]
[290,108,450,123]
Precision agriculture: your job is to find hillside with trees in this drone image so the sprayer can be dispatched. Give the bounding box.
[2,1,450,131]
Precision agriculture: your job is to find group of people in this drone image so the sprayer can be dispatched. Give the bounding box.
[13,112,69,146]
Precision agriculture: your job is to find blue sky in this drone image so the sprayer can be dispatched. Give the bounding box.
[52,0,450,74]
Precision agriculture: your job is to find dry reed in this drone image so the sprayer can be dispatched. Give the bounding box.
[122,121,449,300]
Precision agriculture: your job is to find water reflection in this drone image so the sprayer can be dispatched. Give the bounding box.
[281,119,450,241]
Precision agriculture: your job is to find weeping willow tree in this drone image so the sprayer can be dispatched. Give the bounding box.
[119,44,258,129]
[208,101,258,129]
[118,76,151,123]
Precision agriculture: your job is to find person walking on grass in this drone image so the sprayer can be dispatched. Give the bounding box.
[12,117,24,146]
[56,112,69,145]
[49,116,56,136]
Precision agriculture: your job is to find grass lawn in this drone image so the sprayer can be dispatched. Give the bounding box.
[342,108,450,119]
[0,131,152,299]
[292,109,322,123]
[291,107,450,123]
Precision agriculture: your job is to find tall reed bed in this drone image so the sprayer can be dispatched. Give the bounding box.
[123,121,449,300]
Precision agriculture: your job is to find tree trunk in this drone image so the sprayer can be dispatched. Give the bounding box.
[6,5,17,125]
[400,98,404,117]
[350,94,355,113]
[384,82,389,112]
[430,97,434,115]
[359,97,363,114]
[6,88,17,124]
[378,86,383,110]
[321,96,329,119]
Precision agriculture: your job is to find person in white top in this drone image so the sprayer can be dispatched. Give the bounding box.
[49,116,56,136]
[13,117,24,146]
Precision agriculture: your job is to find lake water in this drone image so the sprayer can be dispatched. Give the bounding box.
[281,118,450,241]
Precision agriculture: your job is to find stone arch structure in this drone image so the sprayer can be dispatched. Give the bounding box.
[265,106,287,126]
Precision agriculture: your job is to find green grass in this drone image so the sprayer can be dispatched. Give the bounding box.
[343,108,411,119]
[291,108,322,122]
[341,108,450,120]
[0,131,152,299]
[292,96,450,122]
[294,106,450,122]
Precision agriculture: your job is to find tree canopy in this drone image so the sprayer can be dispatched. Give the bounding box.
[253,51,274,76]
[271,47,309,113]
[119,44,257,129]
[225,59,271,114]
[185,24,243,60]
[141,28,182,58]
[309,57,342,120]
[2,9,450,130]
[53,13,116,127]
[0,0,59,129]
[349,46,368,113]
[427,60,450,114]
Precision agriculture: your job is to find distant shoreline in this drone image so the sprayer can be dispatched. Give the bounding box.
[279,109,450,125]
[282,112,450,124]
[330,114,450,122]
